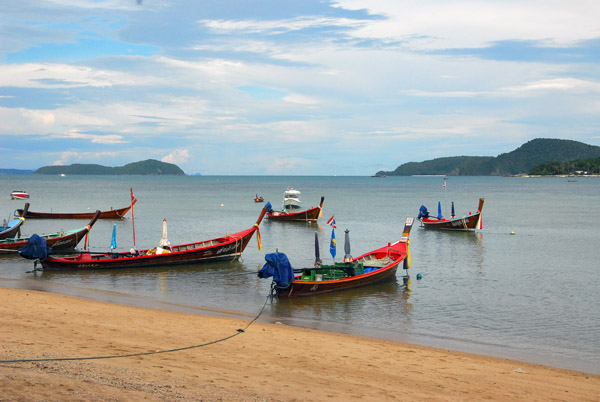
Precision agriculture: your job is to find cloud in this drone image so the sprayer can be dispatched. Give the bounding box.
[52,150,119,166]
[162,149,190,165]
[54,129,126,144]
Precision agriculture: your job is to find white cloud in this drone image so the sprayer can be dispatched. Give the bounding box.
[54,129,126,144]
[332,0,600,49]
[52,151,119,166]
[0,107,55,134]
[162,149,190,164]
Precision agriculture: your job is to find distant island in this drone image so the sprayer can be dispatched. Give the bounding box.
[34,159,185,176]
[376,138,600,176]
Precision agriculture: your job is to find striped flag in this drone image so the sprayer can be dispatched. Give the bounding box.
[327,216,336,229]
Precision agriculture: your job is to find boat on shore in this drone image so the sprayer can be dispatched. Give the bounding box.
[15,198,137,219]
[258,217,414,298]
[10,190,29,200]
[28,206,269,270]
[417,198,484,231]
[266,197,324,223]
[1,211,100,254]
[283,188,301,209]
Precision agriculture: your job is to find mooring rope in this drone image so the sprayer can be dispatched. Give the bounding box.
[0,295,271,364]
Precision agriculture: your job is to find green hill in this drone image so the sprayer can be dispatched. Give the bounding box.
[378,138,600,176]
[34,159,185,175]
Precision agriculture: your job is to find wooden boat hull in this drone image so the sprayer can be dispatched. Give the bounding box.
[267,197,324,222]
[0,217,25,240]
[274,217,414,298]
[16,198,137,219]
[419,198,484,231]
[39,207,268,270]
[0,211,100,254]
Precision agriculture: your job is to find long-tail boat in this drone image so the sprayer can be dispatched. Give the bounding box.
[266,197,324,223]
[417,198,484,231]
[29,206,269,270]
[258,217,414,298]
[15,198,137,219]
[0,204,28,240]
[0,211,100,254]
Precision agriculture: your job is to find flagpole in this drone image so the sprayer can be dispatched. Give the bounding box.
[130,187,136,248]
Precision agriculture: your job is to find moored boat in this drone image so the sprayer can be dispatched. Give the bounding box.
[1,203,29,240]
[417,198,484,231]
[266,197,324,222]
[28,206,269,270]
[15,198,137,219]
[283,188,301,209]
[258,217,414,298]
[0,211,100,254]
[254,194,264,202]
[10,190,29,200]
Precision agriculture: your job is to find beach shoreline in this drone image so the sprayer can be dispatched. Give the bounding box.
[1,286,598,401]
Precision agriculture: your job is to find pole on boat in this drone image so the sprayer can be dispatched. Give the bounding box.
[343,229,352,262]
[314,231,322,267]
[130,187,136,248]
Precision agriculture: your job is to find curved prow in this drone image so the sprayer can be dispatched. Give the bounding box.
[16,203,30,218]
[477,198,485,213]
[400,217,414,242]
[86,210,102,231]
[123,197,137,217]
[318,196,325,209]
[255,204,269,227]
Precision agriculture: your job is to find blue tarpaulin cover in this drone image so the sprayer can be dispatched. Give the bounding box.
[417,205,429,219]
[264,201,273,213]
[18,234,51,260]
[258,252,294,288]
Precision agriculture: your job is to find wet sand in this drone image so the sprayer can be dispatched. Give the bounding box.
[1,287,598,401]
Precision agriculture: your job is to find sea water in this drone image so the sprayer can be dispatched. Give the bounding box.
[0,174,598,374]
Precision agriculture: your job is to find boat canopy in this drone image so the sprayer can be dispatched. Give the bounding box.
[18,234,51,260]
[417,205,430,219]
[258,252,294,288]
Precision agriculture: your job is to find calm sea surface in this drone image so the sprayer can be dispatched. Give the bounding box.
[1,175,599,374]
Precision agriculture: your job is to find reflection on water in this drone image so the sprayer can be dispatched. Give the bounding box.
[1,174,600,374]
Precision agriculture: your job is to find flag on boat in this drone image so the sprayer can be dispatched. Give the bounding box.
[330,226,336,259]
[442,181,446,189]
[110,224,117,250]
[327,216,336,228]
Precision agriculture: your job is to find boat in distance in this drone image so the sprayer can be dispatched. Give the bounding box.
[1,211,100,254]
[258,217,414,298]
[10,190,29,200]
[417,198,484,231]
[35,206,268,270]
[283,188,301,209]
[266,197,324,223]
[15,198,137,219]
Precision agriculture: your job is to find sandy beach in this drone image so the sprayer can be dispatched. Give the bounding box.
[1,287,598,401]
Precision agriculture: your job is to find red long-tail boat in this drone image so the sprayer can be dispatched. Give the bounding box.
[35,206,269,270]
[417,198,484,231]
[1,211,100,254]
[15,198,137,219]
[266,197,324,223]
[258,217,414,298]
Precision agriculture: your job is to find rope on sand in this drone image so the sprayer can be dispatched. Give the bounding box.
[0,295,271,364]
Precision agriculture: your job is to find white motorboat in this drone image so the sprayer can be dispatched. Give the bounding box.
[283,188,301,210]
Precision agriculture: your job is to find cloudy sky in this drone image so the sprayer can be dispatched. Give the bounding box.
[1,1,599,175]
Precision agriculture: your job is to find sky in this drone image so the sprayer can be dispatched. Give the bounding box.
[1,0,599,175]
